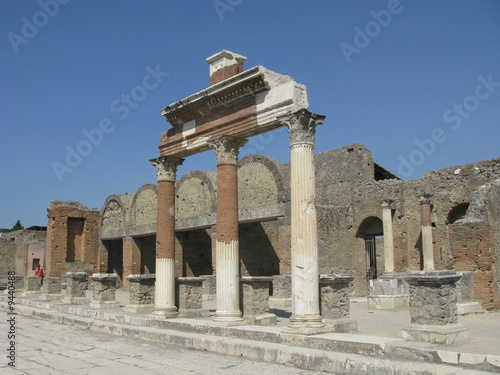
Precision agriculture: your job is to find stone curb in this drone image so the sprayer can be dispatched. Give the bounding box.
[1,297,497,374]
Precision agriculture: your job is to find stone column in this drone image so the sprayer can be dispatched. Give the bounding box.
[207,135,247,325]
[279,109,327,334]
[150,156,184,318]
[420,194,434,270]
[381,200,395,273]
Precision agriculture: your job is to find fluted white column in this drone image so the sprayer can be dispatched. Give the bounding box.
[279,109,327,333]
[381,200,395,273]
[420,194,434,270]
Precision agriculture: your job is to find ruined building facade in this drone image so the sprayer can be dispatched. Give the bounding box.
[100,143,500,309]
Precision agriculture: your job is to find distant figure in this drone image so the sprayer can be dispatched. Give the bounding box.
[35,265,44,278]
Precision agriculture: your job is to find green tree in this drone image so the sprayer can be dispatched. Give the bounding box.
[12,220,23,230]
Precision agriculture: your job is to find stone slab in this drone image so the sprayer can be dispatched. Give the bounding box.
[402,323,469,345]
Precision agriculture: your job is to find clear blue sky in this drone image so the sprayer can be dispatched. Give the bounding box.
[1,0,499,228]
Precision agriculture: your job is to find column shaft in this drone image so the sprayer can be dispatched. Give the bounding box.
[381,202,395,273]
[420,196,434,270]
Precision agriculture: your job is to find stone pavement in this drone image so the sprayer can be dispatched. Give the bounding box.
[1,290,499,374]
[0,315,329,375]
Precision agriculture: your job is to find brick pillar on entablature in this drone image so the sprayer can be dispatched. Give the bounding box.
[278,109,328,334]
[149,155,184,318]
[208,135,247,325]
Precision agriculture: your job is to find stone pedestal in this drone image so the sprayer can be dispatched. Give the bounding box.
[176,277,209,318]
[40,277,62,301]
[401,271,469,344]
[89,273,120,309]
[201,275,216,302]
[124,274,155,313]
[240,277,276,325]
[456,271,485,315]
[320,275,357,332]
[62,272,88,304]
[270,274,291,308]
[21,276,42,297]
[367,273,409,310]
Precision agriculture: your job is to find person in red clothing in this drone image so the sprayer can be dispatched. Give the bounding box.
[35,264,44,277]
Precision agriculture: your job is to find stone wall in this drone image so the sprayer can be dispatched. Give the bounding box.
[0,229,46,278]
[45,201,100,277]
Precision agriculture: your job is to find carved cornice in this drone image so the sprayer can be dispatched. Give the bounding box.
[278,109,326,146]
[207,136,247,165]
[149,156,184,181]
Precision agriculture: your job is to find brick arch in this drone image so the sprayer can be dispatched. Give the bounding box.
[237,154,285,209]
[356,216,383,237]
[100,195,127,238]
[175,170,215,219]
[131,184,158,228]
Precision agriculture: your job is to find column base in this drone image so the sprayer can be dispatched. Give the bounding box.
[402,323,469,345]
[89,301,120,309]
[149,307,179,319]
[178,308,210,319]
[123,304,155,314]
[62,297,88,305]
[211,311,245,326]
[282,314,331,335]
[367,294,409,310]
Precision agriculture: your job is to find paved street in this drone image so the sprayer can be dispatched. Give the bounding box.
[1,315,331,375]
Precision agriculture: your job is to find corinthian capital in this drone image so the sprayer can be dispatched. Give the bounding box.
[207,135,247,165]
[149,156,184,181]
[278,109,326,146]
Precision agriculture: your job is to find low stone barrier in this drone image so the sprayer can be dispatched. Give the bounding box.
[176,277,208,318]
[270,274,291,308]
[367,272,409,310]
[40,277,62,301]
[124,274,155,313]
[402,270,469,344]
[240,276,276,325]
[319,274,357,332]
[89,273,120,309]
[21,276,42,297]
[62,272,88,304]
[201,275,216,302]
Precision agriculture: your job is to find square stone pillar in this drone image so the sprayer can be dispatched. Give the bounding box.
[279,110,329,335]
[402,271,469,344]
[150,156,184,319]
[124,274,155,313]
[122,236,141,291]
[62,272,88,304]
[176,277,209,318]
[89,273,120,309]
[270,274,292,308]
[320,275,357,332]
[40,277,62,301]
[420,194,434,270]
[21,276,42,297]
[240,276,276,325]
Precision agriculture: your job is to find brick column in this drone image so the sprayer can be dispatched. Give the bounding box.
[122,236,140,291]
[150,155,184,318]
[208,135,247,325]
[381,200,395,273]
[420,194,434,270]
[279,109,327,334]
